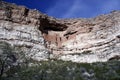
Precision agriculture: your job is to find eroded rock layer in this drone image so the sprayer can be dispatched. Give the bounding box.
[0,1,120,63]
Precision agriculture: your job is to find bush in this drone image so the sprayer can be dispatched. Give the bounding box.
[0,42,120,80]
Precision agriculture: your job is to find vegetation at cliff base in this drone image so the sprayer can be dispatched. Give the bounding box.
[0,42,120,80]
[2,60,120,80]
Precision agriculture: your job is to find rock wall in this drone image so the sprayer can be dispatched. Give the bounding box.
[0,20,50,61]
[0,1,50,61]
[55,11,120,63]
[0,1,120,63]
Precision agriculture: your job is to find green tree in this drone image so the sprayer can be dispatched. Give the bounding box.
[0,42,17,79]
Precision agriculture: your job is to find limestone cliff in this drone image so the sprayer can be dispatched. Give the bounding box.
[0,1,120,63]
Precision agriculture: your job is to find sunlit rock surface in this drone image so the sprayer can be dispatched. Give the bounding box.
[0,1,120,63]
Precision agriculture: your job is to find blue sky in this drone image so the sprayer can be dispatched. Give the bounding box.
[4,0,120,18]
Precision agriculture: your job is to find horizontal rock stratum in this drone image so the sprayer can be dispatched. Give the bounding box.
[0,1,120,63]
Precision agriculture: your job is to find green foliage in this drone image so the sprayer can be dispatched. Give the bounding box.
[2,59,120,80]
[0,41,16,78]
[0,41,26,79]
[0,42,120,80]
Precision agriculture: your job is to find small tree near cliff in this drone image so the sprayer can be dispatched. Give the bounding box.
[0,42,17,78]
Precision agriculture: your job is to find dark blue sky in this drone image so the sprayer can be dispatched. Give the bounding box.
[4,0,120,18]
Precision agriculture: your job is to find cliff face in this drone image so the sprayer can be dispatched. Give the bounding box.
[0,1,50,61]
[0,1,120,63]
